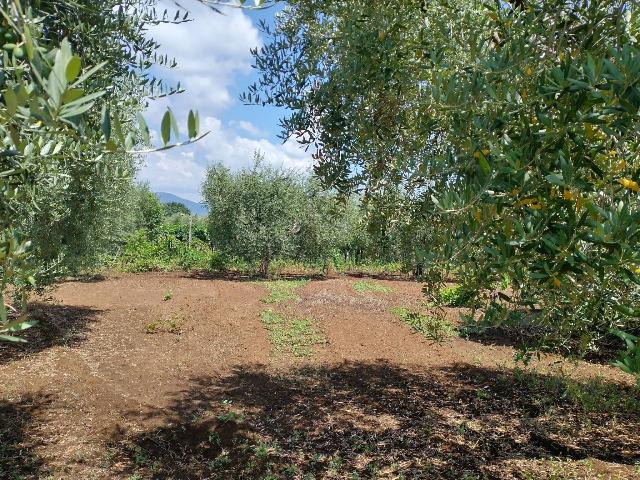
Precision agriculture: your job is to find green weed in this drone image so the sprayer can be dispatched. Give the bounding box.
[352,280,392,294]
[218,411,244,424]
[145,312,182,334]
[258,280,308,304]
[519,370,640,415]
[261,309,326,357]
[438,285,475,307]
[390,307,456,342]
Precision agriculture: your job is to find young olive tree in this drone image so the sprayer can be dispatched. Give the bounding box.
[203,152,305,276]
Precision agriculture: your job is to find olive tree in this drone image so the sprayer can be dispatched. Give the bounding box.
[244,0,640,375]
[0,0,203,341]
[203,152,305,276]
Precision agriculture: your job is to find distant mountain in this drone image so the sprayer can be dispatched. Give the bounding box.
[156,192,208,217]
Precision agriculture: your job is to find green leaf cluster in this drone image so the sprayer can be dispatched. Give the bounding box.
[245,0,640,375]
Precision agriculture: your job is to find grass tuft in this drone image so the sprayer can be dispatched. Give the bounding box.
[257,280,308,303]
[261,309,326,357]
[352,280,392,294]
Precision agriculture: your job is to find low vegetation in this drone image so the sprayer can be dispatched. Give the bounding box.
[258,280,308,304]
[352,280,392,294]
[145,313,183,335]
[260,309,326,357]
[390,307,457,343]
[437,285,476,308]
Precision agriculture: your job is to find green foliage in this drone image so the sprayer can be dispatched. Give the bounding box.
[203,152,305,276]
[390,307,456,342]
[163,202,191,217]
[611,329,640,386]
[246,0,640,374]
[260,309,325,357]
[352,280,392,294]
[117,229,224,273]
[258,280,308,304]
[438,285,476,308]
[202,150,420,276]
[134,184,164,236]
[0,0,204,341]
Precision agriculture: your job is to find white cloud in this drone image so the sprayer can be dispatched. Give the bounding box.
[147,1,260,115]
[138,116,313,202]
[229,119,267,137]
[136,1,313,201]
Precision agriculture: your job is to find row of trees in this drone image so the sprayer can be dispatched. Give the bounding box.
[245,0,640,372]
[0,0,204,341]
[202,151,432,276]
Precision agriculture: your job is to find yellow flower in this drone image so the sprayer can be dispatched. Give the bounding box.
[524,66,533,76]
[553,278,561,288]
[618,178,640,192]
[562,189,575,201]
[474,209,481,221]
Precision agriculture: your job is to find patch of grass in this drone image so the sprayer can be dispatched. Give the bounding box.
[163,290,172,301]
[261,309,326,357]
[145,313,182,334]
[352,280,392,294]
[390,307,456,342]
[258,280,308,304]
[217,410,245,424]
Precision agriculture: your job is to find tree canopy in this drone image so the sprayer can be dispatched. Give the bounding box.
[0,0,202,341]
[245,0,640,370]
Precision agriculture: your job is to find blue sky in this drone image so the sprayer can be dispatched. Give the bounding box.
[137,1,312,201]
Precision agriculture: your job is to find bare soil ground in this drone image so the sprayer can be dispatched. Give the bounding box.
[1,272,639,479]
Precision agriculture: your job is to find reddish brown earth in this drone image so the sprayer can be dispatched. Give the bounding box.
[0,272,638,479]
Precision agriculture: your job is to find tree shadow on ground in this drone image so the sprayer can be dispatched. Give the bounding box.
[183,271,329,283]
[0,394,52,480]
[58,273,108,283]
[461,324,628,367]
[107,361,640,479]
[0,303,103,365]
[184,270,418,284]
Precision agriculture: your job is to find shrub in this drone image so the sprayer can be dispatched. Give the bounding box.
[438,285,476,307]
[390,307,456,342]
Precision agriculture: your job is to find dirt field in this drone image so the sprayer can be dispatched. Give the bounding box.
[1,272,639,479]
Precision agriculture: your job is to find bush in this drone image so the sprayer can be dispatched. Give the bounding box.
[438,285,476,308]
[116,230,225,273]
[390,307,456,342]
[118,230,165,272]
